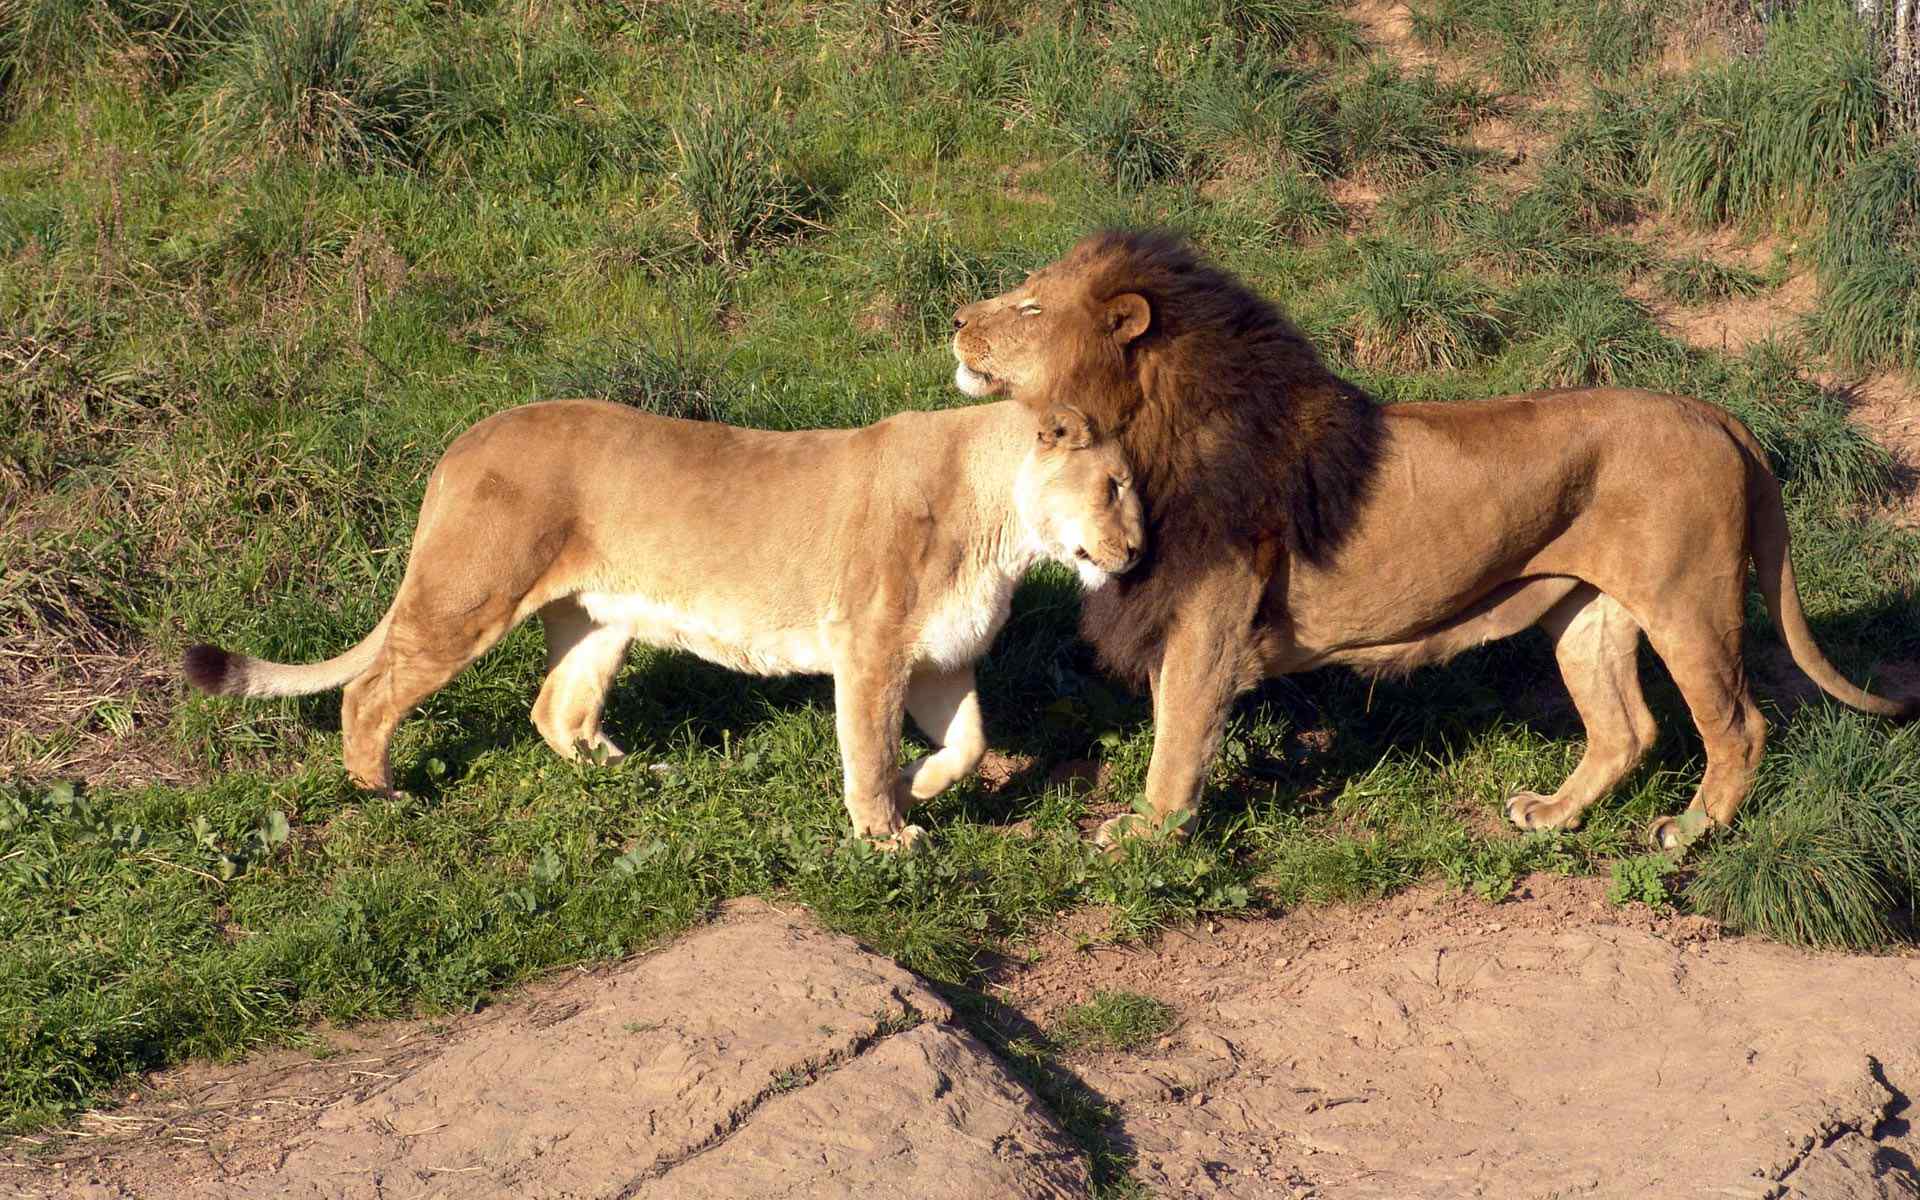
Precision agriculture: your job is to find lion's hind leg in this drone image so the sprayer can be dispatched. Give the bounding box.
[1641,607,1766,852]
[533,598,632,764]
[1507,586,1659,834]
[900,666,986,804]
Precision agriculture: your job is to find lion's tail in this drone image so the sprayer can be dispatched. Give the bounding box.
[183,610,393,700]
[1742,435,1914,720]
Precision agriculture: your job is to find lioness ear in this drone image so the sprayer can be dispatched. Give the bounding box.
[1036,405,1094,451]
[1105,293,1150,344]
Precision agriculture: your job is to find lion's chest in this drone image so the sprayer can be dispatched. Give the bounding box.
[909,567,1022,672]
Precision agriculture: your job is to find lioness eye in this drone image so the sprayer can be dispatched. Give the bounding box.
[1019,304,1042,316]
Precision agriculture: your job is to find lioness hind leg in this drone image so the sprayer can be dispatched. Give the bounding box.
[900,667,986,804]
[1642,614,1766,852]
[341,611,511,793]
[533,599,632,763]
[1508,587,1658,833]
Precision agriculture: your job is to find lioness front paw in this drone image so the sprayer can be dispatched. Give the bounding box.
[872,824,927,854]
[1505,791,1580,832]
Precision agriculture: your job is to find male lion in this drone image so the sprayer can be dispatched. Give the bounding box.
[183,399,1143,845]
[952,230,1911,850]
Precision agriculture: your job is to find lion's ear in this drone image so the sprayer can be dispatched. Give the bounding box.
[1037,405,1094,451]
[1105,293,1150,344]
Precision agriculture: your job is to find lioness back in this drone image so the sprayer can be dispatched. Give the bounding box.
[430,399,1017,626]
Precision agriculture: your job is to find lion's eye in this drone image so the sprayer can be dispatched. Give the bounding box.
[1019,304,1042,316]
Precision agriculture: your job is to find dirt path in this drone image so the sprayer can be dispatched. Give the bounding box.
[9,881,1920,1199]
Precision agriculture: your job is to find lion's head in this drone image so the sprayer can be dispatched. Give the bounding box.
[952,230,1385,680]
[950,247,1150,404]
[1016,405,1145,588]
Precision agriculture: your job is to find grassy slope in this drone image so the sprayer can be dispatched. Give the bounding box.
[3,0,1919,1151]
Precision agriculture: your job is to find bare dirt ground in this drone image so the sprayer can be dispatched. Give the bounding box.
[11,879,1920,1200]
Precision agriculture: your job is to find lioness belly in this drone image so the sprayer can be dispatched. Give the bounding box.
[576,591,833,676]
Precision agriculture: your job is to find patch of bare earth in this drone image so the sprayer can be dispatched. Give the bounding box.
[7,900,1090,1200]
[17,884,1920,1199]
[1618,222,1808,355]
[991,874,1920,1198]
[1344,0,1437,72]
[1841,371,1920,529]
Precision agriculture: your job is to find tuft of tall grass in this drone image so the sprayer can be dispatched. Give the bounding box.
[669,95,823,266]
[1344,241,1505,371]
[1069,91,1195,189]
[0,0,246,101]
[1689,709,1920,949]
[1334,63,1482,184]
[1810,251,1920,371]
[1461,168,1641,277]
[1680,338,1895,514]
[1180,63,1339,176]
[194,0,442,168]
[1379,167,1483,241]
[1256,170,1348,239]
[1110,0,1361,65]
[1048,989,1176,1052]
[1548,86,1651,192]
[1654,254,1769,305]
[1411,0,1556,92]
[1649,0,1886,227]
[1506,276,1685,387]
[1810,140,1920,370]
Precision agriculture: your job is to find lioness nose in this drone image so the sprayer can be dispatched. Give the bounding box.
[952,301,980,330]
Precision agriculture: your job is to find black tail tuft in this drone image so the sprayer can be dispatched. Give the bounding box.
[183,643,235,694]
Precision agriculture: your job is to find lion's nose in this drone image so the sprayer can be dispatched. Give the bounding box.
[952,301,980,330]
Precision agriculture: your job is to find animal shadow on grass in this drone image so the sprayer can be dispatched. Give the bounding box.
[315,583,1914,831]
[968,586,1920,841]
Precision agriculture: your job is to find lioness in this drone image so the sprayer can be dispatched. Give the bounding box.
[183,399,1143,845]
[952,230,1911,850]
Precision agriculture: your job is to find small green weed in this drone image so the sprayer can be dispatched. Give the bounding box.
[1607,853,1675,908]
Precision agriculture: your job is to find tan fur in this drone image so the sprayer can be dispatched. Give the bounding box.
[184,399,1143,844]
[954,243,1911,851]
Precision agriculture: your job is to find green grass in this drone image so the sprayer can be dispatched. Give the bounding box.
[3,0,1920,1160]
[1343,240,1504,370]
[1810,140,1920,369]
[1654,254,1770,305]
[1648,0,1886,228]
[1049,989,1177,1052]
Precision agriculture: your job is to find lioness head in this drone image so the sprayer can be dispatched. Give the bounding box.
[950,240,1149,408]
[1017,405,1144,588]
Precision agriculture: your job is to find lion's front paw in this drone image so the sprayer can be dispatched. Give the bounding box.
[1648,809,1715,855]
[1505,791,1581,832]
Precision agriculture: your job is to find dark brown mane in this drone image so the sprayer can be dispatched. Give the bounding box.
[1041,229,1384,682]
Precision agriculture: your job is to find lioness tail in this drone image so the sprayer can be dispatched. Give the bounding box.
[1746,451,1913,720]
[183,612,392,699]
